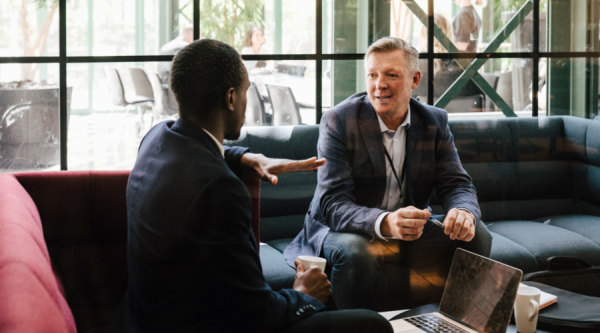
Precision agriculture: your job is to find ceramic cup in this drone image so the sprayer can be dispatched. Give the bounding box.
[297,255,327,272]
[514,285,541,333]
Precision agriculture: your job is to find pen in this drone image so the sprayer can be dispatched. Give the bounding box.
[427,217,445,228]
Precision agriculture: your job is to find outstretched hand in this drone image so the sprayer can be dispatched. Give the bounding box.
[241,153,326,185]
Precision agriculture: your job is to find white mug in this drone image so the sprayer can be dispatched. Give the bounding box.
[297,255,327,272]
[514,285,541,333]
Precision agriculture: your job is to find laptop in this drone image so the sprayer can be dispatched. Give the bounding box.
[390,248,523,333]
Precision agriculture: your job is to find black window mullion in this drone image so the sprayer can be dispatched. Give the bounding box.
[194,0,200,41]
[316,0,323,124]
[60,0,67,170]
[532,0,540,117]
[427,0,434,106]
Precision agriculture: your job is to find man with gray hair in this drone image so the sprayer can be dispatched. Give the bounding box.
[284,37,492,310]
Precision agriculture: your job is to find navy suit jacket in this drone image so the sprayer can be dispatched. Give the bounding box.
[284,93,481,265]
[118,118,323,333]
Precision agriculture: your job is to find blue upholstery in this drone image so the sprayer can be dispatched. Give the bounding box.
[227,116,600,305]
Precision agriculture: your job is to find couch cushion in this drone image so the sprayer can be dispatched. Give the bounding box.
[266,238,294,254]
[0,264,71,333]
[488,221,600,270]
[259,244,295,291]
[488,231,539,273]
[533,215,600,247]
[260,215,305,242]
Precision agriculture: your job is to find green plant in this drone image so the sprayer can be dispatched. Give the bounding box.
[195,0,265,51]
[9,0,58,81]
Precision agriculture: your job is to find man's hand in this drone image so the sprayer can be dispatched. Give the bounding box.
[443,208,475,242]
[292,259,331,304]
[380,206,431,240]
[240,153,326,185]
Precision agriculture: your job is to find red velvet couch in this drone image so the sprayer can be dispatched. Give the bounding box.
[0,170,260,333]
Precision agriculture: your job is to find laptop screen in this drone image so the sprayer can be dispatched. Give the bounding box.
[439,249,523,333]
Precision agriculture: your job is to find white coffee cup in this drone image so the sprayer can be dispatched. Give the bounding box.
[514,285,541,333]
[297,255,327,272]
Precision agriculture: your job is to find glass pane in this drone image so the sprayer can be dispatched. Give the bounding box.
[67,62,164,170]
[322,59,364,110]
[0,64,61,173]
[201,0,316,55]
[425,58,534,120]
[546,57,599,119]
[546,0,598,53]
[68,0,193,56]
[325,0,424,54]
[434,0,533,54]
[246,60,317,126]
[0,1,59,58]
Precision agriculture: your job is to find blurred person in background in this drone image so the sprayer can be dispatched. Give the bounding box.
[452,0,487,52]
[241,27,272,72]
[413,13,483,99]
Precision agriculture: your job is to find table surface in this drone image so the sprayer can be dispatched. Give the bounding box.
[389,303,555,333]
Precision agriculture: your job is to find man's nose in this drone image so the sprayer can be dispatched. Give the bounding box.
[375,77,388,90]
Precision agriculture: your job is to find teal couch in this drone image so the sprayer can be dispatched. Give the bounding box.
[227,116,600,310]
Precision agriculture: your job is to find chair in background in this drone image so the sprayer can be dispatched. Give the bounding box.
[103,67,152,131]
[266,84,302,126]
[144,70,179,125]
[245,82,267,126]
[481,72,500,111]
[275,64,306,77]
[129,67,154,121]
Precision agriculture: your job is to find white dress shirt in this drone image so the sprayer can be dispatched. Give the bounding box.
[374,107,411,239]
[202,128,224,158]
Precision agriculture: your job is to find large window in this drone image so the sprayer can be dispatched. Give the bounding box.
[0,0,597,172]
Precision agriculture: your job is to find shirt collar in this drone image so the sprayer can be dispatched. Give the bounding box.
[376,105,411,133]
[201,128,225,158]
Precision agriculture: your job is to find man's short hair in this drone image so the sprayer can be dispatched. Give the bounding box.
[364,37,419,74]
[170,39,244,120]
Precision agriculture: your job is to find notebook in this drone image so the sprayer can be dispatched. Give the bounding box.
[520,283,557,309]
[390,248,523,333]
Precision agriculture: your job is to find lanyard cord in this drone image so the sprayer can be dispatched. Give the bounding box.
[383,147,407,205]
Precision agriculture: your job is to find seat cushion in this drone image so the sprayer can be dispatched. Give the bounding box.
[533,215,600,247]
[266,238,294,254]
[488,231,539,273]
[259,244,295,291]
[488,221,600,270]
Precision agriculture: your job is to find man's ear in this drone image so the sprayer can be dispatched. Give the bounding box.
[225,87,236,112]
[411,70,421,89]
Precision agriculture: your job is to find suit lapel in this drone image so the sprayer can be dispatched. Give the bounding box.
[405,99,424,206]
[358,98,386,206]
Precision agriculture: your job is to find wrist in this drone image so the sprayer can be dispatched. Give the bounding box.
[380,215,392,237]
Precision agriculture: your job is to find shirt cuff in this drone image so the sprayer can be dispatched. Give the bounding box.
[374,212,399,240]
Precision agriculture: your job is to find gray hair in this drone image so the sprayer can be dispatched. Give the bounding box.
[364,37,419,74]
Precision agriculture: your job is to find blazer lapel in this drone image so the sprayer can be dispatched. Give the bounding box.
[404,99,424,206]
[358,98,386,206]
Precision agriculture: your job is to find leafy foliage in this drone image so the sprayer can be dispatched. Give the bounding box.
[195,0,265,51]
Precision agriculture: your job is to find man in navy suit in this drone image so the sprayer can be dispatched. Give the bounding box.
[284,37,492,310]
[116,39,392,333]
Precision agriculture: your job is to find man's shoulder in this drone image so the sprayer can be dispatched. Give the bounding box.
[410,98,449,127]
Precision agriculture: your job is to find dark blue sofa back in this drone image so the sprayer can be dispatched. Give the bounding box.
[228,116,600,241]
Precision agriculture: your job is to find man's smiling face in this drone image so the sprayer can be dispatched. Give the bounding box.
[365,50,420,120]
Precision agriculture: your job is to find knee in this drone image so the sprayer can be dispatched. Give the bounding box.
[337,310,393,333]
[325,233,375,266]
[466,222,493,257]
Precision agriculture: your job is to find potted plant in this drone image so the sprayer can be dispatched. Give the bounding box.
[0,0,72,170]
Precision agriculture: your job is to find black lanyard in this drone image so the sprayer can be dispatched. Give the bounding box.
[383,147,407,205]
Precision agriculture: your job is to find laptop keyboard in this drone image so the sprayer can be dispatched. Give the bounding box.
[405,314,471,333]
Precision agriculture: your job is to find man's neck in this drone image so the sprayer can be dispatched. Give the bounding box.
[187,116,225,144]
[379,109,408,131]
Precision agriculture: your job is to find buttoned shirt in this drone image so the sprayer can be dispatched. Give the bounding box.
[202,128,224,158]
[374,107,411,239]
